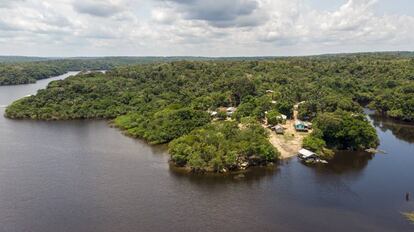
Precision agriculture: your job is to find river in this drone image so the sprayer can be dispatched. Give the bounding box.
[0,73,413,232]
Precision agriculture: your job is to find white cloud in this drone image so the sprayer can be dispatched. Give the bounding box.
[0,0,413,56]
[72,0,126,17]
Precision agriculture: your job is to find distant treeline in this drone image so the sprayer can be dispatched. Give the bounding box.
[0,57,210,85]
[2,51,414,86]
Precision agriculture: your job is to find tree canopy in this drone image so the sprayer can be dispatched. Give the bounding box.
[169,121,279,173]
[5,54,413,171]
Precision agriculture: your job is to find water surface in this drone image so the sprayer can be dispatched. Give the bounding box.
[0,72,79,106]
[0,75,413,232]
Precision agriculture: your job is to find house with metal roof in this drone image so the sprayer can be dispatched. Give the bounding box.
[294,120,308,132]
[298,149,318,160]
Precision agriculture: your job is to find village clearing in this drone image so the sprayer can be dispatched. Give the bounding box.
[265,103,311,159]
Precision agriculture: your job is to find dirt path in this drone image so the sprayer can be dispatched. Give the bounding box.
[266,103,310,159]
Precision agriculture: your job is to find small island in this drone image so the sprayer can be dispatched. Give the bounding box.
[5,55,413,173]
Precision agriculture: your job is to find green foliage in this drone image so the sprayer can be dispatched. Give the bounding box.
[302,129,334,159]
[169,121,279,172]
[372,83,414,121]
[5,55,413,170]
[274,100,294,119]
[6,73,137,119]
[313,111,379,150]
[114,107,210,144]
[303,133,326,153]
[216,111,228,120]
[233,95,272,120]
[0,56,217,86]
[0,59,111,85]
[266,110,281,126]
[298,96,362,121]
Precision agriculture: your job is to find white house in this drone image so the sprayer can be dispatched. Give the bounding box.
[298,149,317,160]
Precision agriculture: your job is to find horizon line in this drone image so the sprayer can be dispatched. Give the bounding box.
[1,50,413,59]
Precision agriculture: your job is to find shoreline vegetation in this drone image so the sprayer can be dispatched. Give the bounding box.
[4,54,413,173]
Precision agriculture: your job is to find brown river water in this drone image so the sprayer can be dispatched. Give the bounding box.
[0,73,413,232]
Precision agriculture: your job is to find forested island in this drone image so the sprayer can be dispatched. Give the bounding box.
[5,53,414,173]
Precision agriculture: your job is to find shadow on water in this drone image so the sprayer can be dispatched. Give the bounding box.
[369,114,414,144]
[169,164,280,186]
[311,151,374,175]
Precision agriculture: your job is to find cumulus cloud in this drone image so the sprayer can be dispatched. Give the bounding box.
[256,0,410,48]
[72,0,125,17]
[0,0,26,8]
[156,0,265,27]
[0,0,413,56]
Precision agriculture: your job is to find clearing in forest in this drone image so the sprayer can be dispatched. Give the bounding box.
[266,103,311,159]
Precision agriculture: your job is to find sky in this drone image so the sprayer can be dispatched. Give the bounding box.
[0,0,413,57]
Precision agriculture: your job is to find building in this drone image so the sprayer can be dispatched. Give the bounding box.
[298,149,318,160]
[304,122,312,129]
[298,148,328,164]
[273,125,284,134]
[276,114,287,121]
[294,120,308,132]
[226,107,237,116]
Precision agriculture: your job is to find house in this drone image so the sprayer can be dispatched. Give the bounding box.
[273,125,284,134]
[294,120,308,132]
[298,149,318,160]
[298,148,328,164]
[304,122,312,129]
[226,107,237,116]
[276,114,287,121]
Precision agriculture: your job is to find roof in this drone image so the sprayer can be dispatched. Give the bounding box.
[295,120,305,126]
[227,107,236,112]
[298,149,316,158]
[276,115,287,120]
[274,125,284,130]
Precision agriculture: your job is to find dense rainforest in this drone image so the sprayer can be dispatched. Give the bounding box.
[0,57,216,85]
[5,54,414,172]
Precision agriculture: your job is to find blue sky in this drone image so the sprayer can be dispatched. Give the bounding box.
[0,0,413,57]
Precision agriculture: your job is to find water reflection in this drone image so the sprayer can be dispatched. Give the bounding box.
[369,114,414,144]
[169,165,280,186]
[314,151,374,175]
